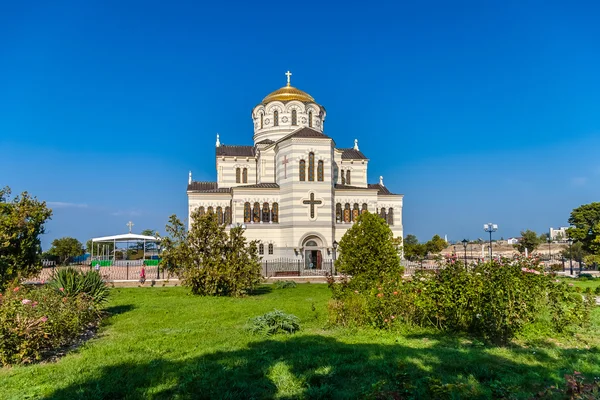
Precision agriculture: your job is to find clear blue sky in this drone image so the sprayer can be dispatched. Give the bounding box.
[1,1,599,250]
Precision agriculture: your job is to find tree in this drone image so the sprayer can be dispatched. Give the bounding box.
[336,211,402,286]
[162,210,262,296]
[567,202,600,255]
[425,234,447,254]
[514,230,542,254]
[404,234,419,246]
[49,237,84,265]
[403,234,426,261]
[0,186,52,290]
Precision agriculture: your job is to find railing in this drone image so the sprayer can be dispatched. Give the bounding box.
[262,258,334,277]
[31,264,167,282]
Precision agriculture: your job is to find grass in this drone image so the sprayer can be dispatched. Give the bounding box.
[559,276,600,290]
[1,284,599,399]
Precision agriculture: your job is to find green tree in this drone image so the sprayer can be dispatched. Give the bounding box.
[0,186,52,290]
[425,234,447,254]
[404,234,419,246]
[561,241,585,262]
[336,211,402,287]
[567,202,600,255]
[514,230,542,254]
[49,237,84,265]
[403,234,426,261]
[162,210,261,296]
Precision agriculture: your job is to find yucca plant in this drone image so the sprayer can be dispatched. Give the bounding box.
[49,267,109,305]
[247,310,300,335]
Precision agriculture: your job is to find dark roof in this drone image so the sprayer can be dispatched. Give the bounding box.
[216,145,255,157]
[340,148,368,160]
[187,181,231,193]
[256,139,275,145]
[334,184,373,191]
[277,127,332,144]
[368,183,394,195]
[234,183,280,189]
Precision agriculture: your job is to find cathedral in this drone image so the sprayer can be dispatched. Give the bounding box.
[187,72,403,269]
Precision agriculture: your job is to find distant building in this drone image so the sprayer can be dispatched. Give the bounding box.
[507,237,519,245]
[550,227,568,242]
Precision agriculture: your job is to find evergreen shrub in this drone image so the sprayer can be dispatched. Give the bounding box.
[247,310,301,335]
[49,267,109,305]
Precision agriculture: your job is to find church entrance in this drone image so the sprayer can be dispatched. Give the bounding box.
[303,239,322,270]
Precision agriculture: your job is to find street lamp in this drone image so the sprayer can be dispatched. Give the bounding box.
[461,239,468,269]
[547,237,552,260]
[568,237,573,276]
[483,223,498,260]
[332,240,339,275]
[156,242,161,279]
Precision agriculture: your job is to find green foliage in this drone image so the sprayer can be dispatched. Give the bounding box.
[403,234,447,260]
[49,267,109,305]
[49,237,84,265]
[247,309,301,335]
[562,241,586,261]
[594,286,600,295]
[404,234,419,246]
[0,284,100,365]
[162,211,262,297]
[568,202,600,255]
[335,211,402,289]
[0,187,52,291]
[513,229,542,254]
[274,280,297,289]
[425,234,447,254]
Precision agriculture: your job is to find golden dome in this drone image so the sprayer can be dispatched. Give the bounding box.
[262,84,316,104]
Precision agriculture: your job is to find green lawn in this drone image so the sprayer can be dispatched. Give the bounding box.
[559,276,600,290]
[1,284,599,399]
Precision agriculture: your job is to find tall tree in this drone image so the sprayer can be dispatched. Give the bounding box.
[0,186,52,290]
[425,234,447,254]
[49,237,84,265]
[567,202,600,255]
[514,230,542,254]
[403,234,426,261]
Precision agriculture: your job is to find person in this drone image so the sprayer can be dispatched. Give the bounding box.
[140,266,146,284]
[94,262,100,273]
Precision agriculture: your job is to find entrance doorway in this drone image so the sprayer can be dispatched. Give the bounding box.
[303,239,322,269]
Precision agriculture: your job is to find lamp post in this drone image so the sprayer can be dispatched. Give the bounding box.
[547,237,551,260]
[332,240,338,275]
[156,242,161,279]
[483,223,498,260]
[568,238,573,276]
[461,239,468,269]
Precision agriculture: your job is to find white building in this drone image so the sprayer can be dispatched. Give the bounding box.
[187,73,404,268]
[550,227,569,242]
[507,237,520,245]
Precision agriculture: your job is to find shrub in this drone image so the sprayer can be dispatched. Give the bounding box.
[578,273,595,281]
[274,280,297,289]
[49,267,109,305]
[595,286,600,295]
[247,310,300,335]
[0,284,100,365]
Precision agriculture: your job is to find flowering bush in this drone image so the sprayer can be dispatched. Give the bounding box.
[0,283,101,365]
[328,256,590,344]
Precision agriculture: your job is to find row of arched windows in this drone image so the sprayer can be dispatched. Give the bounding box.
[340,169,351,185]
[236,168,248,184]
[244,202,279,223]
[334,204,394,225]
[197,206,232,225]
[258,243,274,255]
[299,152,324,182]
[258,110,312,129]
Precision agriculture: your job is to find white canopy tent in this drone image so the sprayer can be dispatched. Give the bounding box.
[90,233,161,265]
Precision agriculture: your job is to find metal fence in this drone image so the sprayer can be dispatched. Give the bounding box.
[32,264,167,282]
[262,258,334,277]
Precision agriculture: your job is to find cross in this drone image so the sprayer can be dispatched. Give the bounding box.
[285,70,292,86]
[302,193,322,219]
[127,221,134,233]
[281,154,289,178]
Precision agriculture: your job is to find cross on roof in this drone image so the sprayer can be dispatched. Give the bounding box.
[285,70,292,86]
[127,221,134,233]
[302,193,322,219]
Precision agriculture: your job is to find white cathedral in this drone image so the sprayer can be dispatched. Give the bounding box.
[187,72,403,269]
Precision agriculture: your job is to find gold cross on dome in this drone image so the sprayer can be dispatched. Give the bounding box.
[285,70,292,86]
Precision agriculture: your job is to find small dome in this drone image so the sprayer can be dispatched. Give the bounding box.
[262,84,316,104]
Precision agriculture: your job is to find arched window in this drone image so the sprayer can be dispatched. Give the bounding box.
[244,202,251,223]
[387,208,394,225]
[207,206,214,214]
[341,169,346,185]
[268,243,274,255]
[380,207,387,221]
[317,160,324,181]
[299,160,306,181]
[362,203,368,214]
[308,111,313,127]
[259,243,264,255]
[262,202,270,223]
[308,152,315,181]
[253,202,260,223]
[217,206,223,225]
[225,206,232,225]
[353,203,360,222]
[236,168,241,183]
[336,203,342,223]
[344,203,351,223]
[199,206,205,217]
[260,113,263,129]
[242,168,248,183]
[291,109,297,125]
[271,202,279,223]
[346,170,351,185]
[274,110,279,126]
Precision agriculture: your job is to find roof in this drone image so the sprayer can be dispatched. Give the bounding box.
[216,145,255,157]
[262,84,316,104]
[187,182,231,193]
[334,184,374,191]
[92,233,160,243]
[234,183,280,189]
[256,139,275,145]
[340,148,368,160]
[276,127,332,145]
[368,183,395,195]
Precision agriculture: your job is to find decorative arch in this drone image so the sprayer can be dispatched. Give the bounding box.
[361,203,368,214]
[299,159,306,181]
[297,232,328,249]
[236,168,241,183]
[387,208,394,225]
[262,202,270,223]
[242,168,248,183]
[271,202,279,223]
[253,202,260,223]
[244,202,251,223]
[308,152,315,181]
[317,160,324,181]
